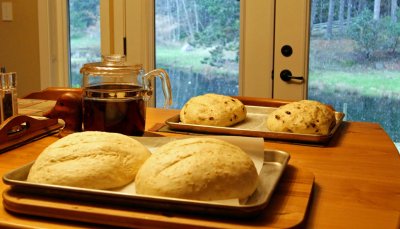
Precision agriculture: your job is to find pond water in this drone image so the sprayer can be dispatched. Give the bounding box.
[155,68,238,109]
[309,90,400,142]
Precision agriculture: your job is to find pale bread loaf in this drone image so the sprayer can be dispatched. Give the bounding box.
[135,137,258,201]
[266,100,335,135]
[180,93,246,127]
[27,131,151,189]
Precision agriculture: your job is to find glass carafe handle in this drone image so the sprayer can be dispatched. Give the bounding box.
[142,69,173,109]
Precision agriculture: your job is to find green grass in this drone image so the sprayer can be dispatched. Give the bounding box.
[155,45,238,76]
[156,45,208,69]
[70,36,100,49]
[309,70,400,97]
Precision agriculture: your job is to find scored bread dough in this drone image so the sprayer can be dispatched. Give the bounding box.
[27,131,151,189]
[180,93,247,127]
[135,137,259,201]
[266,100,336,135]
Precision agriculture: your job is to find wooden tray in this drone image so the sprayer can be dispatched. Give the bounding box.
[3,165,314,229]
[0,115,62,153]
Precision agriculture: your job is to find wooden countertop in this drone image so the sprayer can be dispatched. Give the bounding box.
[0,107,399,228]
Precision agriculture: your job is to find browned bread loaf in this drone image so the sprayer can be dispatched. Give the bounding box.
[180,93,247,127]
[266,100,336,135]
[27,131,151,189]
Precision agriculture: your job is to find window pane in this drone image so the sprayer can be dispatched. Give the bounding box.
[68,0,101,88]
[308,0,400,144]
[155,0,240,109]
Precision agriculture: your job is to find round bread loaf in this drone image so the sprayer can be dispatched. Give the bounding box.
[27,131,151,189]
[266,100,335,135]
[135,137,258,201]
[180,93,247,127]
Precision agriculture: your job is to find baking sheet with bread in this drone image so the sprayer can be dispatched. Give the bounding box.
[25,133,264,202]
[167,96,345,144]
[3,133,289,217]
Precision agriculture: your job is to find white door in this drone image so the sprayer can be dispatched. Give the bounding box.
[274,0,311,100]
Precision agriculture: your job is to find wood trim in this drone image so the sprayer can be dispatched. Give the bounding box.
[53,0,69,87]
[100,0,111,55]
[38,0,51,90]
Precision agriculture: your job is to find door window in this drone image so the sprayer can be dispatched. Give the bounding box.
[154,0,240,108]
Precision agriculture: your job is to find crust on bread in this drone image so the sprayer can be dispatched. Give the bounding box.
[266,100,336,135]
[135,137,258,201]
[180,93,247,127]
[27,131,151,189]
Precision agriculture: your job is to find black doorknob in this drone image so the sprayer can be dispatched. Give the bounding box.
[281,45,293,57]
[280,69,304,82]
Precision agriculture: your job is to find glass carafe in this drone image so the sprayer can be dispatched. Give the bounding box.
[80,54,172,136]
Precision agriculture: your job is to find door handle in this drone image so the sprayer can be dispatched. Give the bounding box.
[280,69,304,82]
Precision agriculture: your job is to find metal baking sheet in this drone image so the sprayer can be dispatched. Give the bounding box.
[3,149,289,218]
[165,105,345,144]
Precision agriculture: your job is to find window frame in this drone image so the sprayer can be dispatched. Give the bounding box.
[38,0,110,89]
[38,0,69,89]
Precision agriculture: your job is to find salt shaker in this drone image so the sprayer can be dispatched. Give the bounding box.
[0,67,18,123]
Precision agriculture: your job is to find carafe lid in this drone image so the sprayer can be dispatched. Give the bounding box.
[80,54,143,75]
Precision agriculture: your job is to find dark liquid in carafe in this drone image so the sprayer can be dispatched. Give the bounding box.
[83,84,148,136]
